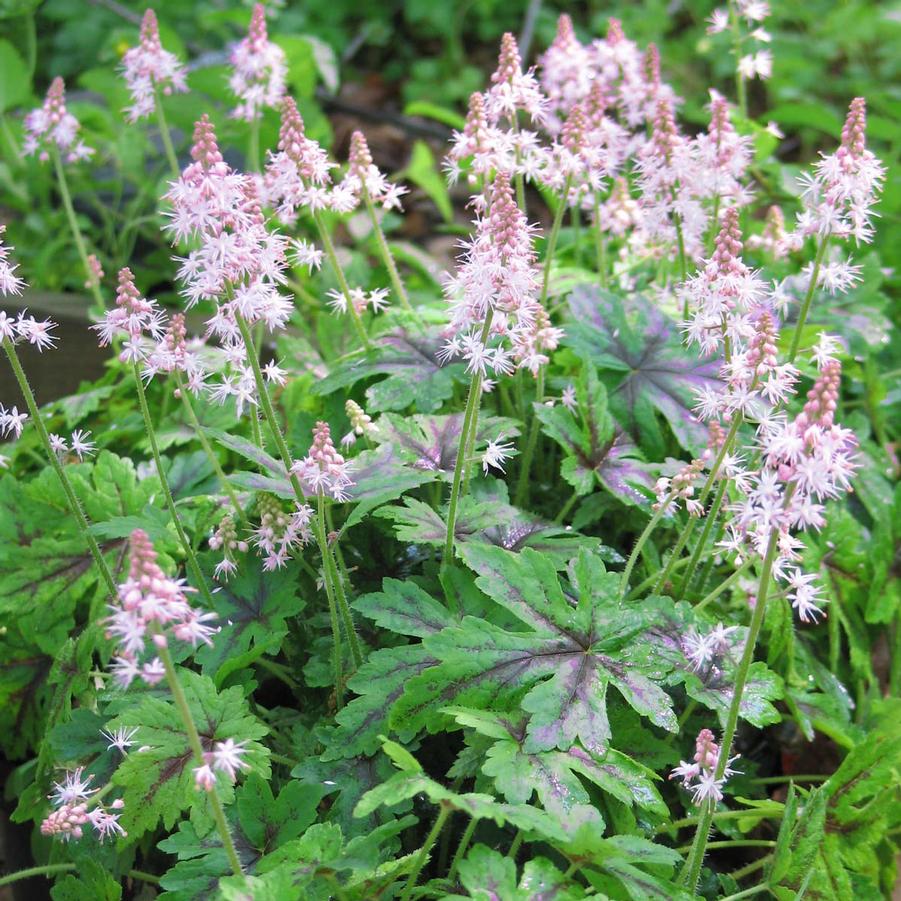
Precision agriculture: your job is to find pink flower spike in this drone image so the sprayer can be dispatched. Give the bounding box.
[228,3,287,121]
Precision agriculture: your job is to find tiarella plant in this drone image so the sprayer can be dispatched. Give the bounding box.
[0,4,898,900]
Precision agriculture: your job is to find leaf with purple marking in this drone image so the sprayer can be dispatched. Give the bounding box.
[313,328,464,413]
[377,494,598,567]
[645,600,784,728]
[535,365,652,508]
[565,287,720,456]
[447,708,666,822]
[321,579,454,759]
[375,413,518,479]
[391,545,677,752]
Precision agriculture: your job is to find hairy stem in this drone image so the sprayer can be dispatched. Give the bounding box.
[788,234,829,363]
[514,366,545,507]
[52,147,105,311]
[680,528,780,890]
[174,370,243,518]
[676,476,729,600]
[361,187,418,323]
[154,86,180,178]
[312,211,372,351]
[442,311,494,575]
[448,817,478,882]
[132,363,216,610]
[620,502,670,597]
[233,311,353,695]
[157,643,244,879]
[400,805,451,901]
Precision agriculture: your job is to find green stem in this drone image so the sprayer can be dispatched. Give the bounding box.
[594,194,609,289]
[157,643,244,879]
[154,86,180,178]
[656,806,781,835]
[132,364,216,611]
[175,371,243,518]
[321,497,363,669]
[52,147,105,311]
[730,854,772,881]
[249,117,261,173]
[2,338,118,601]
[400,805,451,901]
[675,476,729,600]
[626,557,691,601]
[788,234,829,363]
[316,494,345,705]
[620,502,670,597]
[507,830,524,859]
[313,211,372,351]
[442,311,494,573]
[514,366,545,507]
[554,490,580,524]
[679,839,776,853]
[448,817,477,882]
[362,188,418,322]
[0,864,76,887]
[721,885,770,901]
[540,176,572,307]
[695,559,753,612]
[233,312,350,690]
[654,415,744,593]
[679,528,781,891]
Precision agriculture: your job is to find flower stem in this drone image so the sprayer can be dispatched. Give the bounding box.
[679,527,780,891]
[694,559,753,612]
[448,816,477,881]
[362,188,419,324]
[727,0,748,117]
[312,210,373,351]
[132,363,217,611]
[514,366,544,507]
[174,371,243,518]
[443,312,493,575]
[154,86,180,178]
[788,234,829,363]
[593,193,609,289]
[400,805,451,901]
[540,176,572,307]
[233,311,354,694]
[675,476,729,600]
[157,643,244,879]
[51,147,104,311]
[0,863,76,887]
[248,117,261,172]
[654,414,743,593]
[321,496,363,669]
[620,501,670,597]
[316,494,345,705]
[2,337,118,601]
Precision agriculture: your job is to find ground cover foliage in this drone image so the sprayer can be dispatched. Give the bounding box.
[0,1,899,899]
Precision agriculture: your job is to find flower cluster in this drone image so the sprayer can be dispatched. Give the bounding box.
[679,215,860,623]
[94,267,166,363]
[440,173,551,381]
[121,8,187,121]
[797,97,886,244]
[228,3,287,122]
[40,768,126,842]
[342,399,377,447]
[105,529,218,688]
[164,115,292,408]
[291,422,355,502]
[23,77,94,163]
[670,728,740,804]
[250,494,314,571]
